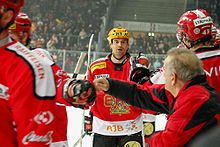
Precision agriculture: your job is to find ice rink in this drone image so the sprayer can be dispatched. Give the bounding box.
[66,106,93,147]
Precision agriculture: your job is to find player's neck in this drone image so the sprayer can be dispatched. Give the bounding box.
[0,30,9,40]
[111,54,126,64]
[190,42,211,51]
[0,33,11,47]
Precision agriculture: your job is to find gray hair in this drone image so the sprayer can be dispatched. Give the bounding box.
[166,48,204,81]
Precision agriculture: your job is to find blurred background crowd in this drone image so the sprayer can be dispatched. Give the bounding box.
[22,0,220,73]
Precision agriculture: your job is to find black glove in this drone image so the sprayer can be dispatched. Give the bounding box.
[63,79,96,106]
[130,52,151,83]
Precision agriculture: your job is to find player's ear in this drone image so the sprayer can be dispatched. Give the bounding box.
[171,72,177,86]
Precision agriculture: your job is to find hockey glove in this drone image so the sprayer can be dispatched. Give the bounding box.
[130,52,151,83]
[63,79,96,107]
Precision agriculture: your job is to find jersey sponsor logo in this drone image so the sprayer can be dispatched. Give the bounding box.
[91,62,106,73]
[143,122,154,136]
[104,94,130,115]
[95,74,109,79]
[7,42,56,98]
[0,84,9,100]
[193,16,212,27]
[112,32,129,38]
[56,70,68,78]
[22,131,53,145]
[106,121,138,133]
[106,125,124,132]
[204,66,220,77]
[125,121,138,132]
[124,141,141,147]
[31,48,54,65]
[34,111,54,125]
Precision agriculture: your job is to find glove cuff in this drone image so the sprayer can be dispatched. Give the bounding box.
[63,78,76,99]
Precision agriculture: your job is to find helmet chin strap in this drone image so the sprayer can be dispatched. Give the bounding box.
[182,41,190,49]
[181,39,193,49]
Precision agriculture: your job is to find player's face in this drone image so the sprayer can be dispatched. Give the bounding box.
[110,38,129,59]
[9,31,28,45]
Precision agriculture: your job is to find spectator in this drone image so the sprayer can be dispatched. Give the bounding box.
[46,34,58,51]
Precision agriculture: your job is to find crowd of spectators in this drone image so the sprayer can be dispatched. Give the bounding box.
[23,0,178,55]
[24,0,220,73]
[198,0,220,26]
[23,0,109,51]
[102,32,178,54]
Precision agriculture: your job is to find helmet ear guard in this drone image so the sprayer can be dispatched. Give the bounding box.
[107,27,130,45]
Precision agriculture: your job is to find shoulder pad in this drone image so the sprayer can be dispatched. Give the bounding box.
[90,57,108,73]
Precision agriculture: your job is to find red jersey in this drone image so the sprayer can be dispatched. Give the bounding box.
[195,46,220,96]
[150,46,220,97]
[88,54,143,136]
[0,38,69,146]
[0,98,17,147]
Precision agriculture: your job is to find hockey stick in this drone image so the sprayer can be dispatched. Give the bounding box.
[86,34,94,74]
[80,33,94,147]
[72,34,94,147]
[72,52,87,78]
[73,132,86,147]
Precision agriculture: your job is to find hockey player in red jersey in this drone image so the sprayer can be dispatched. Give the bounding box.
[8,12,32,47]
[0,1,95,146]
[93,47,220,147]
[8,12,68,87]
[150,9,220,97]
[88,27,143,147]
[176,9,220,96]
[128,9,220,146]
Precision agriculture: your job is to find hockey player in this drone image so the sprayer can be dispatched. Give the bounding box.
[0,1,95,146]
[150,9,220,97]
[8,12,32,47]
[93,47,220,146]
[176,9,220,96]
[88,27,143,147]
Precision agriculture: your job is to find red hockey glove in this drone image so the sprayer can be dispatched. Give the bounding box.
[63,79,96,106]
[130,52,151,84]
